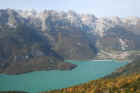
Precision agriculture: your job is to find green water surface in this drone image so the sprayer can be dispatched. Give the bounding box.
[0,60,127,93]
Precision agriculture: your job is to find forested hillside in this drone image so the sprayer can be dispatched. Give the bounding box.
[43,74,140,93]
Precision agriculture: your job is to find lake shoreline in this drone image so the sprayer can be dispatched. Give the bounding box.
[66,59,130,63]
[0,59,129,75]
[0,60,127,93]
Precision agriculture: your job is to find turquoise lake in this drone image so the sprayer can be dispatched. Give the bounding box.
[0,60,127,93]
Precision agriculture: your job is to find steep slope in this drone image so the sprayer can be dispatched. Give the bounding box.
[0,9,76,75]
[18,10,140,60]
[30,10,98,60]
[94,17,140,60]
[0,9,140,74]
[106,55,140,78]
[43,74,140,93]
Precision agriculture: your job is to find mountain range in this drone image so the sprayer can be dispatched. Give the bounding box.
[0,9,140,74]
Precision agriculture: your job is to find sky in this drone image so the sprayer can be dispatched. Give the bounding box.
[0,0,140,17]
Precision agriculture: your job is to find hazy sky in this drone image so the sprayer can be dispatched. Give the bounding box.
[0,0,140,17]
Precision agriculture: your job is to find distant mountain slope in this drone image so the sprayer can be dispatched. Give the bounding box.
[20,10,140,59]
[0,9,140,74]
[0,9,76,75]
[1,9,98,60]
[18,10,140,52]
[29,10,98,60]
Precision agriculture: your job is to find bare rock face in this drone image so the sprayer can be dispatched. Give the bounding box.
[0,9,98,74]
[0,9,78,75]
[0,9,140,74]
[31,10,98,60]
[17,9,140,52]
